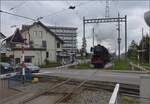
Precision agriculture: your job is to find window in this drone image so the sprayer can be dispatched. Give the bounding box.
[42,40,47,48]
[15,58,20,64]
[39,31,42,38]
[25,56,32,63]
[57,42,60,48]
[46,52,49,58]
[33,31,37,37]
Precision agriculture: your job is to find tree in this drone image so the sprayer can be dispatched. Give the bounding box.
[127,40,138,60]
[139,34,150,63]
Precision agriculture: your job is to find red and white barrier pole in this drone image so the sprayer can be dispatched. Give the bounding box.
[21,44,25,84]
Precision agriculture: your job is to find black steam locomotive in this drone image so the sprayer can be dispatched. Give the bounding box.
[91,44,110,68]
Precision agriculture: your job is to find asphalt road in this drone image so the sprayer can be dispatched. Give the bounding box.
[35,68,150,85]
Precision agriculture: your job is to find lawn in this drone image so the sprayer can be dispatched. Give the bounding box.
[40,62,62,68]
[69,63,91,69]
[112,58,130,70]
[120,96,139,104]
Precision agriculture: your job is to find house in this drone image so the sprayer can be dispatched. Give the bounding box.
[6,21,63,65]
[20,24,78,64]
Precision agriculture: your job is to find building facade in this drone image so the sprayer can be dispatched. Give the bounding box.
[6,21,63,65]
[48,26,77,63]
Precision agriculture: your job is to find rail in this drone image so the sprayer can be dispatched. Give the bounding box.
[109,84,120,104]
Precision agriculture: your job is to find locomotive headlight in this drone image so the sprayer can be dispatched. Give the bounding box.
[144,10,150,27]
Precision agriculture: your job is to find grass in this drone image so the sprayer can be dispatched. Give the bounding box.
[112,58,129,70]
[70,58,130,70]
[40,62,62,68]
[69,63,91,69]
[120,96,139,104]
[130,59,150,70]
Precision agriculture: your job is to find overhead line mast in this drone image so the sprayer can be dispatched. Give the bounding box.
[105,0,110,18]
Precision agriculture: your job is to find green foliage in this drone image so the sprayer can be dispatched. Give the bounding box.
[112,58,129,70]
[139,34,150,63]
[127,35,150,65]
[127,40,138,60]
[120,96,139,104]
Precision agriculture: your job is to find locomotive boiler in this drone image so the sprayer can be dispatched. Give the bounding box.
[91,44,110,68]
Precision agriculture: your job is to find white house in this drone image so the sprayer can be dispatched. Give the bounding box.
[6,21,63,65]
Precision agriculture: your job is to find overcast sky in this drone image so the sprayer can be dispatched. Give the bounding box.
[0,0,150,53]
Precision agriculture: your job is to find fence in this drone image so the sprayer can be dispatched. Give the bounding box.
[130,62,148,71]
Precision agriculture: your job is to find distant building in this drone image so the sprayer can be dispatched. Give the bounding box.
[6,21,63,65]
[48,26,77,63]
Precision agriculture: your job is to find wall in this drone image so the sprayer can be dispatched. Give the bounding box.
[8,50,46,65]
[23,24,61,62]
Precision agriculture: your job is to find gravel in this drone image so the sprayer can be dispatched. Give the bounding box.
[68,89,111,104]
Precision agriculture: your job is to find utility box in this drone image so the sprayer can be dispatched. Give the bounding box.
[140,75,150,104]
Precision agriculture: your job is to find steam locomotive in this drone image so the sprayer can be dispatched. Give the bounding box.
[91,44,110,68]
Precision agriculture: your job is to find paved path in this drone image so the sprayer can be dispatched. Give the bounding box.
[35,68,150,85]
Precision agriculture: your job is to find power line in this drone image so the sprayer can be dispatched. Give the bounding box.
[42,8,67,19]
[0,10,36,21]
[9,0,26,11]
[40,1,91,21]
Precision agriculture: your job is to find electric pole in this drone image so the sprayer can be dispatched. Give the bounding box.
[92,27,95,47]
[117,13,121,59]
[105,0,110,18]
[142,27,144,63]
[82,17,86,57]
[149,0,150,67]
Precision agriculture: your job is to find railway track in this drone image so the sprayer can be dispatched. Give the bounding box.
[40,76,140,96]
[21,78,72,104]
[54,80,87,104]
[19,74,139,104]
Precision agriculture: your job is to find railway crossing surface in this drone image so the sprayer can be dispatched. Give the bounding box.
[34,68,150,85]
